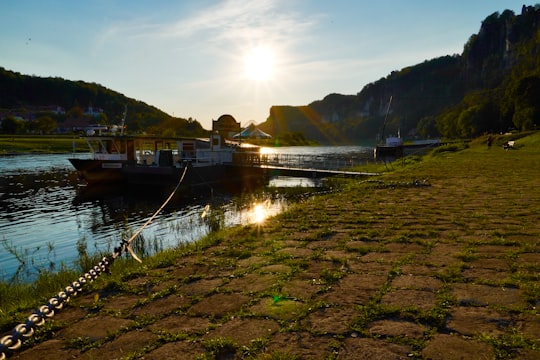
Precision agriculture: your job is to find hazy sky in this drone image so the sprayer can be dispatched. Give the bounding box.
[0,1,528,129]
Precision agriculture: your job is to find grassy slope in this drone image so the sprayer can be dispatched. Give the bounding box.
[1,132,539,359]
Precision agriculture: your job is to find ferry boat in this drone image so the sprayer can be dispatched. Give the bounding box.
[69,115,268,189]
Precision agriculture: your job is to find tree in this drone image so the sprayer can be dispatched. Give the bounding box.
[457,106,481,138]
[1,116,24,134]
[67,106,84,119]
[511,75,540,130]
[436,110,460,138]
[512,107,535,131]
[31,115,57,134]
[416,116,439,138]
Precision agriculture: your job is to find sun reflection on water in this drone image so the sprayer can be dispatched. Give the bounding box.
[247,199,275,225]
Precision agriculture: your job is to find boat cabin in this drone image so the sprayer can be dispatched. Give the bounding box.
[83,133,247,167]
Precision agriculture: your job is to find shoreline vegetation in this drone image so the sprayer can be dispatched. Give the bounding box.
[1,131,539,359]
[0,134,320,155]
[0,135,89,154]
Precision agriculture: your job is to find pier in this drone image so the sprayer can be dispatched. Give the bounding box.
[232,152,379,178]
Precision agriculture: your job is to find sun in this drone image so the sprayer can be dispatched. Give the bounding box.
[243,46,275,81]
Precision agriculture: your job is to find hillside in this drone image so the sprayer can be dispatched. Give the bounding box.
[259,5,540,144]
[0,67,207,137]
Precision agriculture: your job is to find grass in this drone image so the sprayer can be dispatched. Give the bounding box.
[1,131,539,358]
[0,134,89,153]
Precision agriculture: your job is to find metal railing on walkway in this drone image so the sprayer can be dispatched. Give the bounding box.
[233,152,374,172]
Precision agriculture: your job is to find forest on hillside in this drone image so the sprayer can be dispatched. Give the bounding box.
[0,67,207,137]
[260,5,540,144]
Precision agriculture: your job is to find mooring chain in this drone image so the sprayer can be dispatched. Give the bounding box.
[0,255,113,360]
[0,166,188,359]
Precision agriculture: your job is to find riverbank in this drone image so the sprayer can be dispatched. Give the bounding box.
[2,132,539,359]
[0,135,88,154]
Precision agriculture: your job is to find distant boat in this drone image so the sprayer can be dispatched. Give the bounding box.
[374,135,404,159]
[374,96,403,159]
[373,97,441,159]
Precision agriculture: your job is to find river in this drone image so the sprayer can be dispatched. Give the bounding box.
[0,146,371,282]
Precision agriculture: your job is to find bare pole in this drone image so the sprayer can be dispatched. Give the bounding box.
[380,96,393,143]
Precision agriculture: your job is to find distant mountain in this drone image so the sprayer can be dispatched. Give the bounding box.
[259,5,540,144]
[0,67,207,137]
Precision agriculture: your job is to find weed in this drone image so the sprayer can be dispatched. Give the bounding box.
[319,268,344,285]
[480,330,538,359]
[198,337,238,359]
[66,336,95,351]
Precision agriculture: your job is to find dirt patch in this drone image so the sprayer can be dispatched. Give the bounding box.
[143,340,205,359]
[133,294,189,317]
[262,331,335,359]
[149,314,211,334]
[16,340,79,360]
[295,260,345,280]
[181,278,224,297]
[236,255,267,268]
[101,294,142,313]
[369,319,427,338]
[422,334,495,360]
[347,261,392,275]
[383,242,426,254]
[259,264,292,274]
[475,245,516,257]
[306,239,343,250]
[189,293,251,318]
[338,337,413,359]
[418,254,459,268]
[57,315,133,342]
[467,258,510,270]
[202,317,280,346]
[85,329,159,359]
[281,278,323,300]
[304,306,356,335]
[452,283,525,308]
[462,267,512,283]
[323,249,357,262]
[321,274,387,306]
[515,314,540,343]
[51,305,88,323]
[390,275,443,291]
[222,273,278,294]
[399,264,439,276]
[359,252,408,264]
[447,306,511,336]
[380,289,438,311]
[517,252,540,268]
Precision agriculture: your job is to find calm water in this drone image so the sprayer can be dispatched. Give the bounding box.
[0,146,371,282]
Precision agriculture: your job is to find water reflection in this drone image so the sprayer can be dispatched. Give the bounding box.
[0,161,288,282]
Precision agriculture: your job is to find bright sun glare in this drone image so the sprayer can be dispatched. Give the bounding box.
[253,203,267,223]
[244,46,275,81]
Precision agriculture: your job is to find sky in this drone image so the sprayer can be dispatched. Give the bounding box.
[0,1,530,129]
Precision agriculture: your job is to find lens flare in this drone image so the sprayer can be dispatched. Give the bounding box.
[253,203,267,224]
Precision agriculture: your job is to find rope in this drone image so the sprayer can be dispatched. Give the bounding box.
[0,166,188,359]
